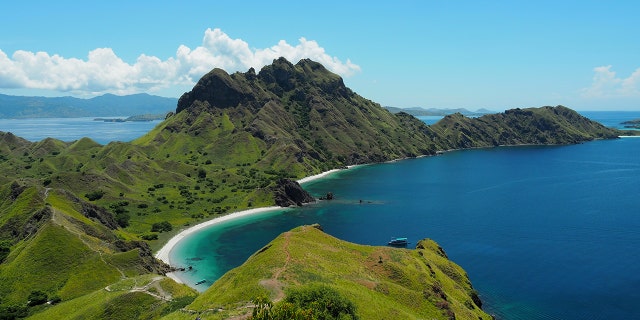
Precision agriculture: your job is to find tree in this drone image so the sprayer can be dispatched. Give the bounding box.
[151,221,172,233]
[115,212,130,228]
[84,190,105,201]
[198,168,207,179]
[27,290,48,307]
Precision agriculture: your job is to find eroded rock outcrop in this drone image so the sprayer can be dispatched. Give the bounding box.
[273,178,315,207]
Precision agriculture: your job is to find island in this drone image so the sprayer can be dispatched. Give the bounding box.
[0,57,630,319]
[94,113,169,122]
[621,118,640,129]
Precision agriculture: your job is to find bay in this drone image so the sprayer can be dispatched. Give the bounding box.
[0,117,161,144]
[2,111,639,318]
[170,112,640,319]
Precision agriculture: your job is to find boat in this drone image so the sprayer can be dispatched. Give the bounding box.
[387,237,408,246]
[195,279,206,285]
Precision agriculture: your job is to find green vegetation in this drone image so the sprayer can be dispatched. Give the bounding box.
[0,58,631,319]
[151,221,173,233]
[181,225,490,319]
[26,275,197,320]
[251,284,358,320]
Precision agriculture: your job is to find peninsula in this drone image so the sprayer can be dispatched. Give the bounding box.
[0,57,630,319]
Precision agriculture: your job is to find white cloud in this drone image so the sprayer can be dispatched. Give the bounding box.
[581,65,640,98]
[0,28,360,96]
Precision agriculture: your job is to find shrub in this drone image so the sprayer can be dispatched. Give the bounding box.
[0,240,11,263]
[84,190,105,201]
[0,305,28,319]
[141,233,159,241]
[251,284,358,320]
[27,290,48,306]
[285,284,358,320]
[151,221,172,233]
[115,212,131,228]
[49,295,62,304]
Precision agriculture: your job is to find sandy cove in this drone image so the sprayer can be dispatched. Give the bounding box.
[154,168,345,283]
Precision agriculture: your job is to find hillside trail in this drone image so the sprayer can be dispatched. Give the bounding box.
[258,231,292,302]
[128,276,173,301]
[183,230,298,318]
[43,188,178,301]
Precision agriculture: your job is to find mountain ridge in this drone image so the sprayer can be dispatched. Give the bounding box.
[385,106,494,117]
[0,57,631,319]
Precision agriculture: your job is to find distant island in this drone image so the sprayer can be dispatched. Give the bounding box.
[0,57,633,319]
[621,118,640,129]
[0,93,177,118]
[94,113,169,122]
[384,106,494,117]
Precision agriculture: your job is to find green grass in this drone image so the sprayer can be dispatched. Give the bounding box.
[0,222,121,304]
[27,275,198,320]
[181,225,490,320]
[0,58,628,319]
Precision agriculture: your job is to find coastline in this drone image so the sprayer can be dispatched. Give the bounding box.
[296,168,343,184]
[154,167,348,283]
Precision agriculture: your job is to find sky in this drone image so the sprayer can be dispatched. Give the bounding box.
[1,0,639,111]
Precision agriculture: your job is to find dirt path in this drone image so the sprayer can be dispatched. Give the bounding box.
[129,276,173,301]
[273,231,292,280]
[258,231,292,302]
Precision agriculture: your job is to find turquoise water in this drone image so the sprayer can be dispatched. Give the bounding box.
[2,112,639,318]
[170,112,640,319]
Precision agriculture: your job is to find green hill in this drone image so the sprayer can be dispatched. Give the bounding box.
[172,225,490,319]
[0,57,632,319]
[0,183,190,319]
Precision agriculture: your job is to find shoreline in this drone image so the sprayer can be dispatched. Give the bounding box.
[296,168,343,184]
[154,167,348,283]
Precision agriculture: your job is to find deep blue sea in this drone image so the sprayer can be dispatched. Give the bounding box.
[1,112,639,319]
[169,111,640,320]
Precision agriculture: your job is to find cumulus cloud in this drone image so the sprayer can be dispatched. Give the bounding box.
[581,65,640,98]
[0,28,360,96]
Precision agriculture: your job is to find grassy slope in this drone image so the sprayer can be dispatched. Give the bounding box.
[26,275,197,320]
[172,225,490,320]
[0,183,195,318]
[429,105,621,149]
[0,59,633,319]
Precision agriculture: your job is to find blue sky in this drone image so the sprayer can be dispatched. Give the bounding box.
[1,1,639,111]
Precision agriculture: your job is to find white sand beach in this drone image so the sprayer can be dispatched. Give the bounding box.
[155,167,348,283]
[296,168,342,184]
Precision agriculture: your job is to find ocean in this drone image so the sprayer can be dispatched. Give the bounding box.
[2,111,639,319]
[0,117,161,144]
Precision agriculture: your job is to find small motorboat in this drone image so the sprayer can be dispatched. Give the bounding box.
[195,279,207,285]
[387,237,408,246]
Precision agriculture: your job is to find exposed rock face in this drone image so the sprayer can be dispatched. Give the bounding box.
[273,179,315,207]
[9,181,26,201]
[114,240,173,274]
[171,57,439,176]
[80,201,119,230]
[177,68,258,113]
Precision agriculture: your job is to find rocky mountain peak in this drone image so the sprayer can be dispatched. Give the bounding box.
[175,57,349,115]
